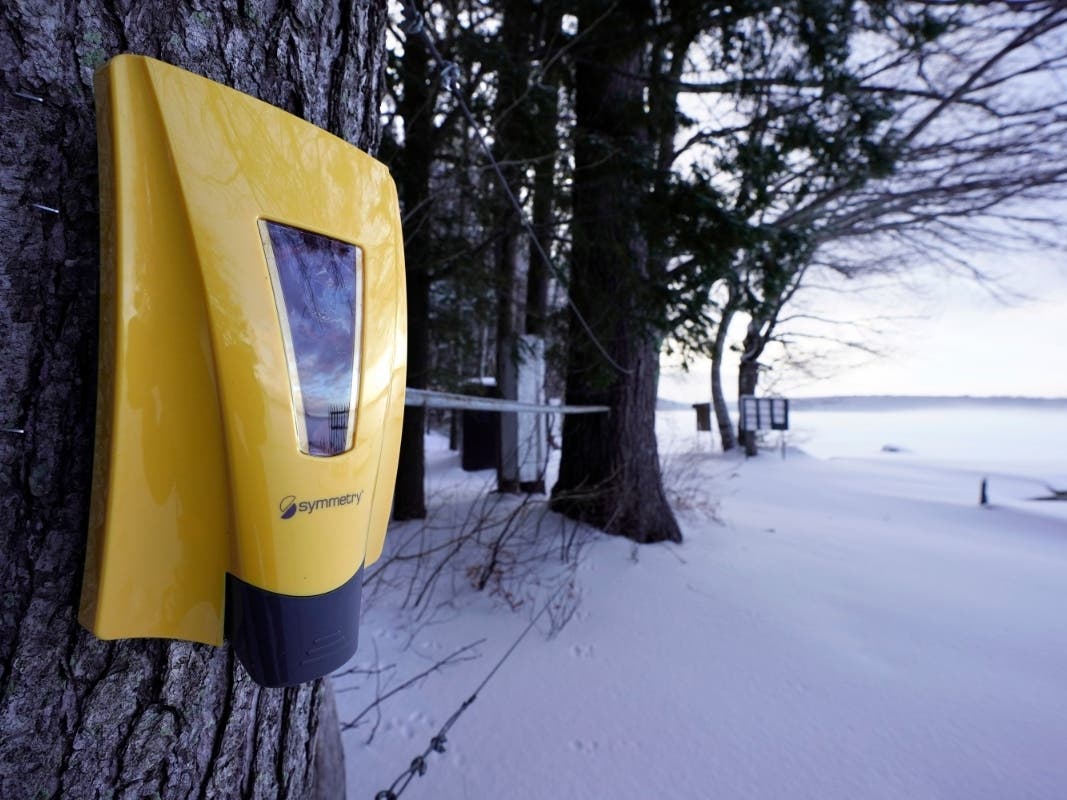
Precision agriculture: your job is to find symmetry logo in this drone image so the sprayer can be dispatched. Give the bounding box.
[279,490,364,520]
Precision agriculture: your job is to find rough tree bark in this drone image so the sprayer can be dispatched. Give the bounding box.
[551,0,681,544]
[0,2,386,797]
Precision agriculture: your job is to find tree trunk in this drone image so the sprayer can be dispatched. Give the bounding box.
[492,0,533,494]
[391,10,434,520]
[516,0,562,496]
[551,0,681,545]
[738,318,763,457]
[711,296,738,452]
[0,2,386,796]
[393,267,429,520]
[522,15,559,342]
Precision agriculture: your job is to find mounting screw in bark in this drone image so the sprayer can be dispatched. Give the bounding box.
[979,477,989,506]
[13,89,44,103]
[31,203,59,215]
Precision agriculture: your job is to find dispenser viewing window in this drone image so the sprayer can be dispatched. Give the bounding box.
[81,55,407,688]
[260,221,363,457]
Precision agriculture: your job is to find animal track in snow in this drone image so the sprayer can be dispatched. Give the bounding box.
[569,643,595,659]
[391,710,434,740]
[569,738,600,753]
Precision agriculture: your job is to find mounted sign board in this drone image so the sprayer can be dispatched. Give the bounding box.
[81,55,406,687]
[739,396,790,432]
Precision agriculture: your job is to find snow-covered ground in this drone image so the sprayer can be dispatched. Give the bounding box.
[336,399,1067,799]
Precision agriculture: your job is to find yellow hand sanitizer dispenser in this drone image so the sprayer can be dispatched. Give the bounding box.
[81,55,406,687]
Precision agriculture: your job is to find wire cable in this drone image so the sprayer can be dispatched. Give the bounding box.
[373,581,569,799]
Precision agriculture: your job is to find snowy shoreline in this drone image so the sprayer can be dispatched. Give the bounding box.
[338,406,1067,799]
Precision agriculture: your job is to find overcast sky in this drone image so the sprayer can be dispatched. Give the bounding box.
[661,249,1067,401]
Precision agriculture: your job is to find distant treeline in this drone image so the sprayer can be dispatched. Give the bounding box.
[657,396,1067,413]
[789,396,1067,411]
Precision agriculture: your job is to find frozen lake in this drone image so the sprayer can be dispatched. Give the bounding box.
[658,397,1067,486]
